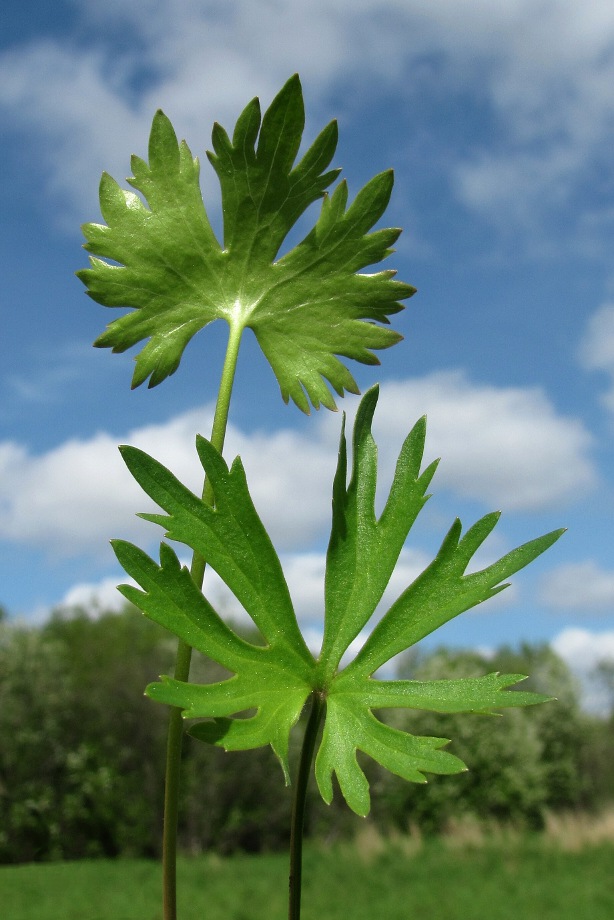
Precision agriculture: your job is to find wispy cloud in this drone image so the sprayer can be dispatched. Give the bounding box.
[551,626,614,712]
[1,341,97,408]
[579,303,614,412]
[541,560,614,612]
[1,0,613,244]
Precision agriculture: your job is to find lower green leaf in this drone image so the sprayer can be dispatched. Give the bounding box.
[315,693,466,817]
[115,386,564,813]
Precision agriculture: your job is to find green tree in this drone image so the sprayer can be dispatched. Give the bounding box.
[594,660,614,714]
[0,624,74,861]
[376,645,593,832]
[489,644,587,811]
[6,615,610,864]
[0,609,172,862]
[1,608,304,862]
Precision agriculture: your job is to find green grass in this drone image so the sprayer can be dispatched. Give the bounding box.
[2,836,613,920]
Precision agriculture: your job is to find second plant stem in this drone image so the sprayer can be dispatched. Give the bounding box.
[288,691,326,920]
[162,320,243,920]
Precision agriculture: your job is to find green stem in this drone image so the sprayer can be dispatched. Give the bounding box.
[288,691,326,920]
[162,320,244,920]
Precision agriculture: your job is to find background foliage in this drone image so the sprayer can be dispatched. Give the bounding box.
[1,607,613,864]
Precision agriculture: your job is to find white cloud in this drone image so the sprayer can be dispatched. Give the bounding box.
[551,627,614,712]
[23,572,136,624]
[540,560,614,612]
[579,303,614,411]
[0,407,212,557]
[0,1,407,219]
[58,576,131,615]
[371,373,595,511]
[0,404,335,557]
[447,3,614,235]
[455,147,584,239]
[1,1,614,235]
[0,372,594,558]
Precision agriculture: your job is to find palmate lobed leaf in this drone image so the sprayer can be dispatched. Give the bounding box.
[115,387,563,814]
[77,75,415,409]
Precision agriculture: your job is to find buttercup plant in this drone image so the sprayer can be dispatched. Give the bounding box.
[78,75,564,920]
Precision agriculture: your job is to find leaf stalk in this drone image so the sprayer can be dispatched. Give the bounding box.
[289,691,326,920]
[162,318,243,920]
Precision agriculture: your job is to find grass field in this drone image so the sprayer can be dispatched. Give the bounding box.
[2,827,614,920]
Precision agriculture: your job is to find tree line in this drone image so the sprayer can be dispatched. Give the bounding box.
[1,606,612,863]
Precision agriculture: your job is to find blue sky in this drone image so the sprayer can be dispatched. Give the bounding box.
[2,0,614,704]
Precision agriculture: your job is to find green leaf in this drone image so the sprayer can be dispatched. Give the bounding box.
[314,671,552,815]
[118,437,312,657]
[319,386,438,682]
[77,75,415,408]
[315,696,466,816]
[344,516,564,681]
[112,441,314,780]
[115,387,564,812]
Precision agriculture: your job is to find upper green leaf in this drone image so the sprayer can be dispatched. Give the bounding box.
[77,74,415,409]
[114,387,564,812]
